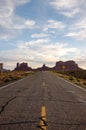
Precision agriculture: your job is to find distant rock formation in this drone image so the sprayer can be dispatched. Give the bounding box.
[0,63,9,72]
[53,60,80,71]
[36,61,81,71]
[14,60,81,71]
[36,64,51,71]
[14,62,32,71]
[0,63,3,71]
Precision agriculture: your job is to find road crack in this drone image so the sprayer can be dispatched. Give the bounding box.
[0,97,16,114]
[48,121,86,126]
[0,120,38,126]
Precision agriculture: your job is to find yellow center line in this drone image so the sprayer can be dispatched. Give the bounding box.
[40,106,47,130]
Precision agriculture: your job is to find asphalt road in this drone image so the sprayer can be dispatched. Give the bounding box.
[0,71,86,130]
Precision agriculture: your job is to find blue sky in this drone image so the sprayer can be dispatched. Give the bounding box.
[0,0,86,69]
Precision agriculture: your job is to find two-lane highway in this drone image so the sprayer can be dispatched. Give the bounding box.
[0,71,86,130]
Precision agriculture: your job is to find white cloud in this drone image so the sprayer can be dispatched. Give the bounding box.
[31,33,49,38]
[25,20,35,27]
[0,0,31,18]
[28,39,50,45]
[74,54,86,69]
[49,0,81,17]
[65,30,86,40]
[13,0,31,6]
[0,14,36,30]
[12,18,36,29]
[17,39,50,49]
[61,8,80,18]
[0,39,78,69]
[65,17,86,40]
[0,0,36,40]
[48,0,86,41]
[43,20,65,31]
[49,0,78,9]
[0,0,14,18]
[73,18,86,29]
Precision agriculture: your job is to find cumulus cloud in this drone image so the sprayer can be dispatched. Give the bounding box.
[49,0,78,9]
[48,0,86,41]
[73,18,86,29]
[0,0,31,18]
[65,30,86,40]
[43,20,65,32]
[31,33,49,38]
[61,8,80,18]
[11,17,36,30]
[74,54,86,69]
[0,39,78,69]
[17,39,50,49]
[65,17,86,40]
[0,0,14,18]
[13,0,31,6]
[49,0,82,17]
[0,17,36,40]
[0,0,36,40]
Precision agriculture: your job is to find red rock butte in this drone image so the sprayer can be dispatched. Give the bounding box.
[14,62,32,71]
[14,60,81,71]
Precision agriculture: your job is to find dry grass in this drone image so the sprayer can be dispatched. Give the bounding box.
[0,71,33,87]
[54,71,86,89]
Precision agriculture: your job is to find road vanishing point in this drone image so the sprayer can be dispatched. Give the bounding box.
[0,71,86,130]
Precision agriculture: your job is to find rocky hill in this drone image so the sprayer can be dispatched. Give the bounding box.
[53,60,80,71]
[14,62,32,71]
[36,64,51,71]
[14,61,82,71]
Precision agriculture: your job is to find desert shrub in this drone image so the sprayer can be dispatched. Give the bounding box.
[0,71,30,86]
[69,76,73,81]
[57,70,86,80]
[4,78,11,82]
[83,83,86,86]
[76,78,80,82]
